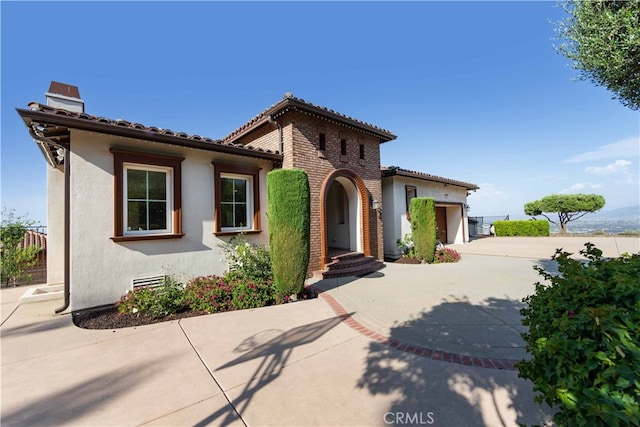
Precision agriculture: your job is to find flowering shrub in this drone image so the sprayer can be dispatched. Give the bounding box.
[220,234,273,283]
[184,276,234,313]
[116,276,186,317]
[517,244,640,426]
[115,235,315,320]
[396,234,416,259]
[231,279,277,310]
[434,248,461,263]
[184,275,281,313]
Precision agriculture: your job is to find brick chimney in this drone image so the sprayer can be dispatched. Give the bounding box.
[45,81,84,113]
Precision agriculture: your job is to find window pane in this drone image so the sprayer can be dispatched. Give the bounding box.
[221,178,234,202]
[234,203,247,228]
[149,202,167,230]
[234,179,247,203]
[221,204,234,228]
[127,169,147,199]
[128,201,147,231]
[148,171,167,201]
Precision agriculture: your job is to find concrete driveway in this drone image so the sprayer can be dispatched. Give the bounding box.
[2,236,636,426]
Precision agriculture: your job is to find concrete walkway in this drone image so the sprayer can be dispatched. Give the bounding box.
[2,236,636,426]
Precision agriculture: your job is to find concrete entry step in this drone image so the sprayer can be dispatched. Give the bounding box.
[314,252,384,279]
[19,284,64,304]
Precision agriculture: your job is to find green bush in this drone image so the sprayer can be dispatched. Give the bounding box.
[220,234,273,283]
[409,198,437,263]
[116,276,186,317]
[1,209,40,286]
[517,244,640,426]
[267,169,310,297]
[493,219,549,236]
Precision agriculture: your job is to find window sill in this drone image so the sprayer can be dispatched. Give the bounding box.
[340,155,348,163]
[214,229,262,237]
[111,233,185,242]
[318,150,327,159]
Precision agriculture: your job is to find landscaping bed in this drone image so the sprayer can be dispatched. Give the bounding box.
[73,305,209,329]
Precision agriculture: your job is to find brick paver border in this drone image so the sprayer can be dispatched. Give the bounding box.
[318,291,519,371]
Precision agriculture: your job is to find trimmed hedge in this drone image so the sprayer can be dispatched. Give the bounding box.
[409,197,437,263]
[493,220,549,237]
[267,169,311,297]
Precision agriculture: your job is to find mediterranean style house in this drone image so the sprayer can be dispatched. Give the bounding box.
[16,81,478,311]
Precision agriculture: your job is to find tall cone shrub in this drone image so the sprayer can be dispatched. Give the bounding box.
[409,197,437,263]
[267,169,310,297]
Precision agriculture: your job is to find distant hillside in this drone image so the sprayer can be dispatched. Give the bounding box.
[590,205,640,219]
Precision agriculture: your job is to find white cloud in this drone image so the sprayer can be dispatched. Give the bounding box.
[559,182,603,193]
[472,183,504,199]
[561,183,585,192]
[565,137,639,163]
[586,159,632,175]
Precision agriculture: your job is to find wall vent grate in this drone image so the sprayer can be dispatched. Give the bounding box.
[132,275,166,289]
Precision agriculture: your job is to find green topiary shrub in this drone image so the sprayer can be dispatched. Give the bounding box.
[409,197,437,263]
[493,219,549,236]
[517,243,640,426]
[267,169,311,297]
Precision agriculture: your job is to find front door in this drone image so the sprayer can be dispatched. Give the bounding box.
[436,207,448,244]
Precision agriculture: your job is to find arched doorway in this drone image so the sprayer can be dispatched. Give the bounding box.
[320,169,371,268]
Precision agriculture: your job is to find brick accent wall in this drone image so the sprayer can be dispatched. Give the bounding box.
[284,112,384,274]
[234,111,387,276]
[235,125,280,153]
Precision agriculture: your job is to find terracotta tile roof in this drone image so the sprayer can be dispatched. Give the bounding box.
[224,93,396,143]
[381,166,479,191]
[18,103,283,162]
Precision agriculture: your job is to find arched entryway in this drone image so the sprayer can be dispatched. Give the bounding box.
[319,169,371,269]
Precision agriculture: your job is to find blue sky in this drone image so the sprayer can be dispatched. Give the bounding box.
[2,1,639,225]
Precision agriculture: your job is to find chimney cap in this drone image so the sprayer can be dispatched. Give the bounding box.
[48,81,81,99]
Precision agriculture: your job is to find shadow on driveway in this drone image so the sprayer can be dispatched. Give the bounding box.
[194,314,352,427]
[357,297,554,426]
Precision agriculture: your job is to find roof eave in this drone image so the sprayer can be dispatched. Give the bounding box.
[226,97,397,144]
[276,98,397,142]
[16,108,283,162]
[382,168,479,191]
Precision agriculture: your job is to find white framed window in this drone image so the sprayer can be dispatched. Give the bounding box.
[212,162,261,236]
[124,164,173,235]
[220,173,253,232]
[110,149,184,242]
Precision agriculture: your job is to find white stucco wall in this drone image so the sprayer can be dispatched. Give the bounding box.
[68,130,272,310]
[47,166,65,285]
[382,175,471,258]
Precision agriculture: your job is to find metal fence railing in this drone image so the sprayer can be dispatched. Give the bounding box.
[2,226,47,287]
[468,216,509,236]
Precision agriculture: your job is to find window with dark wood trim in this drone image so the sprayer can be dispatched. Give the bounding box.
[212,162,262,236]
[110,149,184,242]
[319,132,326,151]
[405,185,417,219]
[359,144,365,160]
[340,139,347,156]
